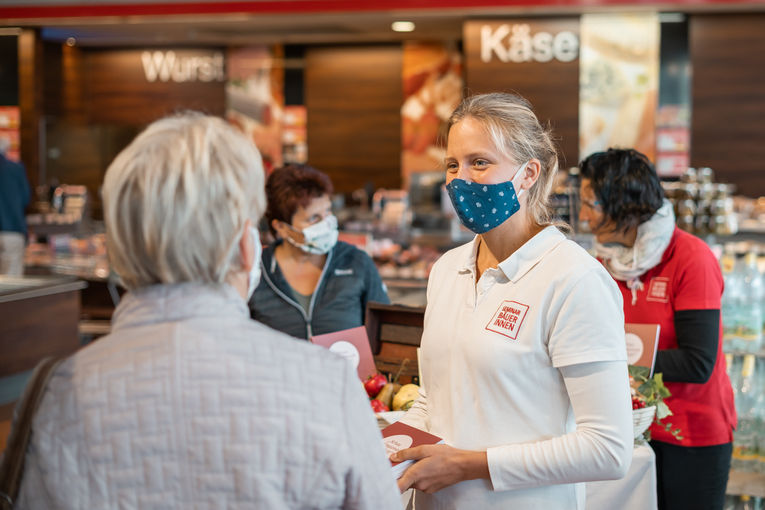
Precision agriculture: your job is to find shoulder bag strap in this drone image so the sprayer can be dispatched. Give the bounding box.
[0,356,65,509]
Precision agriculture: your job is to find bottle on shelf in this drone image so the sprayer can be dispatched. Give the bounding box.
[754,359,765,474]
[721,248,744,352]
[732,355,759,472]
[742,250,764,353]
[735,495,753,510]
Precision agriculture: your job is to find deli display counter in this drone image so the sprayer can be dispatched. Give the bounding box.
[0,275,86,427]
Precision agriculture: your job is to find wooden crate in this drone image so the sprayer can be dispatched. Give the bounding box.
[365,302,425,383]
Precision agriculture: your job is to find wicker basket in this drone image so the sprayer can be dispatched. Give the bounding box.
[632,405,656,439]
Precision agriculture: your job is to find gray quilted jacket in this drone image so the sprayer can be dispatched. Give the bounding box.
[15,283,401,509]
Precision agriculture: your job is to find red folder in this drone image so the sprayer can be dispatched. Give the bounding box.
[625,323,661,376]
[381,420,443,479]
[310,325,377,381]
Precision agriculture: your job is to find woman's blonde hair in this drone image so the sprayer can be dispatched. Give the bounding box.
[102,112,265,290]
[448,92,560,227]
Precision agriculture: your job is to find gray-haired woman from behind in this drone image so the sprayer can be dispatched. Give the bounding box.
[12,114,401,509]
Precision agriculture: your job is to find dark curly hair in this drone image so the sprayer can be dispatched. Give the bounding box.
[265,164,333,235]
[578,148,665,234]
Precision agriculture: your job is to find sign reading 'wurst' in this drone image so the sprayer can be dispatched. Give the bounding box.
[141,50,225,83]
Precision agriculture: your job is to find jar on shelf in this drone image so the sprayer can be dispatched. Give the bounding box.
[710,214,729,235]
[698,167,715,184]
[677,214,695,233]
[677,199,697,217]
[710,198,727,216]
[679,183,698,201]
[695,214,711,236]
[681,167,698,183]
[699,182,717,202]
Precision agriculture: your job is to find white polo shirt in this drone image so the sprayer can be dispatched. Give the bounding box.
[415,226,626,509]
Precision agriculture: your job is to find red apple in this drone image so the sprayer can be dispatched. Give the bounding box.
[370,399,390,413]
[364,374,388,398]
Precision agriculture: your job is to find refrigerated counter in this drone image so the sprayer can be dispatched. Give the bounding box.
[0,275,86,385]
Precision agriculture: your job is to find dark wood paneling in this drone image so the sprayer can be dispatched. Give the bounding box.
[690,14,765,197]
[18,28,43,192]
[40,46,225,214]
[464,19,580,169]
[84,48,226,126]
[305,45,402,193]
[61,44,88,123]
[0,290,81,377]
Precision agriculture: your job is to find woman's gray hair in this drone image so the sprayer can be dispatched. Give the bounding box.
[102,112,266,290]
[448,92,560,227]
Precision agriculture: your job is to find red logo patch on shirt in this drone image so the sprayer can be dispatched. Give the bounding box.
[485,300,529,340]
[646,277,670,303]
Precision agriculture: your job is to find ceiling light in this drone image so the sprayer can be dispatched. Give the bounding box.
[659,13,685,23]
[391,21,415,33]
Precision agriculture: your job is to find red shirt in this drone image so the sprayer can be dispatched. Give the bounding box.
[610,227,736,446]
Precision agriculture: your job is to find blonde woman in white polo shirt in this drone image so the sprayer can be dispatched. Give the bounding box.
[391,93,633,509]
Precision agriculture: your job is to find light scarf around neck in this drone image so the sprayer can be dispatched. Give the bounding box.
[595,199,676,304]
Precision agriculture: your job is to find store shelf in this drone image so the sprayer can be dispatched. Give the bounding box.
[727,470,765,498]
[383,278,428,289]
[725,349,765,358]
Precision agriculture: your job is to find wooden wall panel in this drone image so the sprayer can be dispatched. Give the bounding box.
[464,19,580,169]
[84,48,226,126]
[18,29,43,192]
[690,14,765,197]
[39,46,226,214]
[305,45,402,193]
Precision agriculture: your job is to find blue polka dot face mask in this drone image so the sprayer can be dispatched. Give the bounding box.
[445,161,529,234]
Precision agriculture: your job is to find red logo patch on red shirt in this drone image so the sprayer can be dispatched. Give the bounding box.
[485,300,529,340]
[646,277,670,303]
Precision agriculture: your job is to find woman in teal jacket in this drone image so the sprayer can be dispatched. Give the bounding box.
[249,164,389,339]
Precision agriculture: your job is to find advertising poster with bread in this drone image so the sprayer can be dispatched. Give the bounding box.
[579,13,659,162]
[226,45,285,173]
[401,42,462,188]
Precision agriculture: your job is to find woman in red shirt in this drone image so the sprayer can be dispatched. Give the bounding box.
[578,148,737,510]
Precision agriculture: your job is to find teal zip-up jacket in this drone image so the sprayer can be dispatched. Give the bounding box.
[248,240,390,339]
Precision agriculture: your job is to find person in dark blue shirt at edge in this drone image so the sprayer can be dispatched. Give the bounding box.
[249,164,390,339]
[0,137,30,275]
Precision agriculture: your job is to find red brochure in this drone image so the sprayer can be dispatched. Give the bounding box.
[382,421,443,479]
[310,325,377,381]
[625,323,661,376]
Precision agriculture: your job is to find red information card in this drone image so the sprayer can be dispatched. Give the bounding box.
[382,420,443,479]
[310,325,377,382]
[625,323,661,376]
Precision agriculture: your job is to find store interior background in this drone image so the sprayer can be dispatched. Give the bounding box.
[1,0,765,500]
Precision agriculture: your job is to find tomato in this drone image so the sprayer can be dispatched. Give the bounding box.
[364,373,388,398]
[370,399,389,413]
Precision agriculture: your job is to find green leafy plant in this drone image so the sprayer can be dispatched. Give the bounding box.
[629,365,683,442]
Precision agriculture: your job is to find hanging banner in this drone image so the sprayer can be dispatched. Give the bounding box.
[226,46,284,174]
[579,13,659,162]
[401,42,462,187]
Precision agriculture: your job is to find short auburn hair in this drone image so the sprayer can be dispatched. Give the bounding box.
[265,164,333,233]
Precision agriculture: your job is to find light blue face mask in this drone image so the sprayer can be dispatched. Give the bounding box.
[446,162,528,234]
